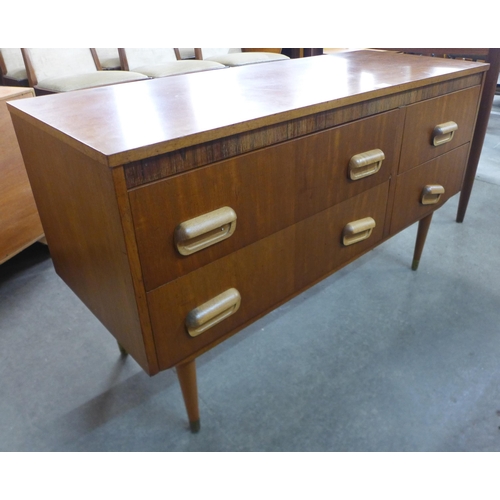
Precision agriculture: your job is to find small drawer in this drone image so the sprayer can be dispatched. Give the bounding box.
[130,109,403,291]
[147,181,389,369]
[390,144,469,235]
[399,85,481,174]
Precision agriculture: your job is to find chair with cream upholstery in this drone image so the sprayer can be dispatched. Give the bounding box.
[95,48,121,70]
[119,48,226,78]
[195,48,289,67]
[21,48,149,95]
[177,48,196,60]
[0,48,28,86]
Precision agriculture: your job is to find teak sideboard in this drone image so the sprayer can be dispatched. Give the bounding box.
[8,50,489,432]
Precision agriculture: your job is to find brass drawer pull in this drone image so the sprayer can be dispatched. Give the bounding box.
[432,121,458,146]
[186,288,241,337]
[348,149,385,180]
[175,206,237,256]
[421,184,445,205]
[342,217,376,246]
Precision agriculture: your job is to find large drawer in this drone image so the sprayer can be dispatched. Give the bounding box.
[130,109,404,291]
[390,144,469,235]
[399,85,480,174]
[147,181,389,369]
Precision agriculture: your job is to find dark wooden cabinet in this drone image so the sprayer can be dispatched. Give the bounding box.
[8,51,488,432]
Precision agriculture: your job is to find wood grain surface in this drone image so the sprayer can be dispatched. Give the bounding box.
[7,51,488,168]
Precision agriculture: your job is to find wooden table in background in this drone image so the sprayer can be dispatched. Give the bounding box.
[0,87,44,264]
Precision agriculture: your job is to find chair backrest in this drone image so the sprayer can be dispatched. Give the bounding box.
[119,48,180,71]
[196,48,242,59]
[0,48,26,79]
[178,48,195,60]
[95,48,120,69]
[22,48,100,86]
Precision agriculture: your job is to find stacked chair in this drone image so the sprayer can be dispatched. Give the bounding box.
[194,48,289,66]
[2,48,292,94]
[95,48,121,70]
[21,48,149,95]
[0,48,28,86]
[118,48,225,78]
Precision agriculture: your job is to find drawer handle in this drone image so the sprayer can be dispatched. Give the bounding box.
[342,217,376,246]
[432,121,458,146]
[186,288,241,337]
[348,149,385,180]
[421,184,445,205]
[175,206,237,256]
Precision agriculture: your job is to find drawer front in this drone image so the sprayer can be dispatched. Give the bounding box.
[399,85,481,174]
[148,181,389,369]
[390,144,469,235]
[130,109,403,291]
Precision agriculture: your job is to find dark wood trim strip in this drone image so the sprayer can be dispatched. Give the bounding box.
[124,74,483,189]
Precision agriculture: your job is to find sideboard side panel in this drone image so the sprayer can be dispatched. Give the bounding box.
[10,115,156,375]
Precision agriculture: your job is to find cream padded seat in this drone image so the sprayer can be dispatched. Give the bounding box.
[119,48,226,78]
[33,71,147,93]
[0,48,28,84]
[195,48,289,67]
[22,48,148,94]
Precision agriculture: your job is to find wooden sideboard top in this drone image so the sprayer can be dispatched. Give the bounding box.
[0,86,34,101]
[7,50,488,168]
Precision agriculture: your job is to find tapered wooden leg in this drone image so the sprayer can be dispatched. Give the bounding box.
[412,212,433,271]
[176,359,200,433]
[117,341,128,356]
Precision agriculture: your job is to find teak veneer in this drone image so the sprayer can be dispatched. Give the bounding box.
[7,51,489,432]
[0,87,44,264]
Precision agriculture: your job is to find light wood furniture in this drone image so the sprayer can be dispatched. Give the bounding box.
[8,51,488,432]
[0,87,44,264]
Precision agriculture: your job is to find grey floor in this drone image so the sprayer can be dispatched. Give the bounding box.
[1,97,500,452]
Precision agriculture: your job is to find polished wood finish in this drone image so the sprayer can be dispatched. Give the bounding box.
[390,144,470,235]
[10,121,158,374]
[8,51,488,430]
[176,360,200,432]
[148,182,389,369]
[412,213,434,271]
[8,51,487,168]
[129,109,404,290]
[123,73,481,188]
[0,87,43,264]
[376,48,499,223]
[399,86,481,173]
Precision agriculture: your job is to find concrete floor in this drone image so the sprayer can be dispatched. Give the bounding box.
[1,97,500,452]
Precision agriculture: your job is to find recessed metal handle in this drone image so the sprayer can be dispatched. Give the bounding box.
[342,217,376,246]
[432,121,458,146]
[421,184,445,205]
[175,206,237,256]
[186,288,241,337]
[348,149,385,180]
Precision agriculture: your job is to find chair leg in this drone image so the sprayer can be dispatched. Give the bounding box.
[176,359,200,433]
[412,213,433,271]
